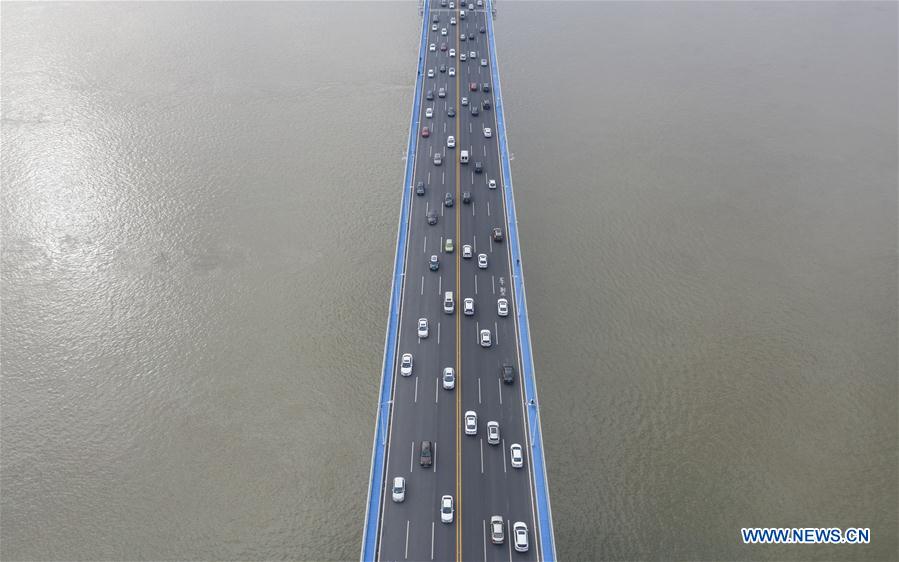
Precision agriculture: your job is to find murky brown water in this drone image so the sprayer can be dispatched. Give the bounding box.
[2,2,896,560]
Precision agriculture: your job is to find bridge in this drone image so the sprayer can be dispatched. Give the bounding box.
[361,1,556,560]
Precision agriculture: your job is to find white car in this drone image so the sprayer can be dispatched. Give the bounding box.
[428,69,435,78]
[490,516,504,544]
[488,178,497,189]
[477,253,488,269]
[442,367,455,390]
[447,136,455,148]
[481,58,488,67]
[441,495,454,523]
[449,1,455,7]
[392,477,406,502]
[418,318,429,338]
[441,27,447,36]
[477,0,483,6]
[450,15,456,23]
[497,297,509,317]
[469,50,476,58]
[486,421,500,445]
[400,353,413,376]
[425,107,433,118]
[479,329,492,348]
[463,298,474,316]
[510,443,523,468]
[430,43,436,52]
[464,410,477,435]
[483,127,492,138]
[448,67,455,76]
[460,53,467,62]
[462,244,472,258]
[449,48,456,57]
[432,24,438,31]
[461,97,468,106]
[513,522,529,552]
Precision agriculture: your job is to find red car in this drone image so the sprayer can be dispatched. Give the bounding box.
[421,127,430,138]
[440,43,447,51]
[469,82,478,92]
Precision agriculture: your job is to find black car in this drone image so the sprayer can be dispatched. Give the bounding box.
[474,161,483,174]
[420,440,433,467]
[462,191,471,204]
[444,192,454,207]
[501,363,515,385]
[427,210,438,225]
[433,15,439,23]
[470,105,479,116]
[482,83,491,93]
[440,64,447,73]
[415,181,425,196]
[492,227,503,241]
[426,90,434,100]
[447,107,455,117]
[482,99,491,110]
[479,26,486,33]
[429,255,439,271]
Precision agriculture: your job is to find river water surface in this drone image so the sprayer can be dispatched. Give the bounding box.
[2,2,896,560]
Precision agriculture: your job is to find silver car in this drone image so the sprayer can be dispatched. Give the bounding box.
[490,516,504,544]
[477,253,488,269]
[392,477,406,502]
[513,522,529,552]
[463,298,474,316]
[442,367,455,390]
[497,297,509,317]
[486,421,500,445]
[479,329,492,348]
[418,318,429,338]
[400,353,413,376]
[462,244,472,259]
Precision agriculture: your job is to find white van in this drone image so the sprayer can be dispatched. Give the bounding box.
[460,9,466,19]
[443,291,455,314]
[460,150,469,164]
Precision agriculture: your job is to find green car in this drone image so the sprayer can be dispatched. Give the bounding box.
[444,238,454,253]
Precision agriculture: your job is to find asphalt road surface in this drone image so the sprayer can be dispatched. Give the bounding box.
[376,2,541,561]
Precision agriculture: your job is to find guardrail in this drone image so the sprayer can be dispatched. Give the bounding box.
[485,1,558,560]
[359,2,430,560]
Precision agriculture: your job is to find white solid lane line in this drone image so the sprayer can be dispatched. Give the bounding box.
[438,275,442,294]
[435,377,439,404]
[410,441,414,473]
[494,321,499,346]
[478,377,482,404]
[424,236,427,253]
[507,520,513,561]
[437,321,441,344]
[474,275,478,295]
[492,275,495,294]
[433,441,437,473]
[498,377,502,405]
[414,376,418,403]
[405,520,410,560]
[487,200,490,216]
[431,522,435,560]
[421,275,424,296]
[473,235,477,253]
[502,438,507,472]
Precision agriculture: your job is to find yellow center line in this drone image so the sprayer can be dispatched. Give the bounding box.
[454,4,462,561]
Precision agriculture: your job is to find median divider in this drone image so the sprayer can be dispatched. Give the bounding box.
[485,1,558,560]
[360,2,430,561]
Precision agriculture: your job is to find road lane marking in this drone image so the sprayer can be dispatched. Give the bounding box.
[439,276,443,294]
[405,520,410,560]
[502,438,507,473]
[478,377,481,404]
[474,275,478,295]
[414,376,419,403]
[498,377,502,405]
[483,519,487,562]
[472,203,475,217]
[491,275,495,294]
[480,438,484,474]
[424,237,428,253]
[410,441,414,473]
[494,321,498,346]
[436,377,439,404]
[438,321,441,344]
[455,7,463,560]
[421,275,425,296]
[473,235,477,252]
[507,520,512,561]
[489,238,493,253]
[431,522,435,560]
[433,441,437,473]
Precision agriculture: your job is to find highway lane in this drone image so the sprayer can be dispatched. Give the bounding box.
[377,3,539,561]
